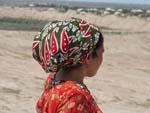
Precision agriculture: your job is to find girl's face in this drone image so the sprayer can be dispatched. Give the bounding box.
[86,47,104,77]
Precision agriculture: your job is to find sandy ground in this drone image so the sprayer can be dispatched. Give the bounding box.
[0,6,150,113]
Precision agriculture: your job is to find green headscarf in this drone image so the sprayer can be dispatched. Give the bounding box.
[32,17,101,73]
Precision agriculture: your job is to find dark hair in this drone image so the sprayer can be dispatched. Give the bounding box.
[90,32,104,58]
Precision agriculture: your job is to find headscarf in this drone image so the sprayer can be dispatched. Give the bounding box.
[32,17,102,73]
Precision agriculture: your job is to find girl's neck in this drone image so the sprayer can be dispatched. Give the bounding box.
[54,69,85,85]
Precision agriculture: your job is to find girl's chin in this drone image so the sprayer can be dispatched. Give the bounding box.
[86,73,97,77]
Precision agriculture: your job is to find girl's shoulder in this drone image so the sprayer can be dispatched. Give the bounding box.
[57,80,90,96]
[54,80,103,113]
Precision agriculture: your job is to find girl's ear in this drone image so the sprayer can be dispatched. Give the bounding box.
[84,55,93,66]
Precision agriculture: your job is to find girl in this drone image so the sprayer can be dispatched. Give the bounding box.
[32,17,104,113]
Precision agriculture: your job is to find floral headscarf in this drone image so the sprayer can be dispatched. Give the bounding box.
[32,17,102,73]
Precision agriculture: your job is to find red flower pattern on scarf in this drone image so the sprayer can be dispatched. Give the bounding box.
[60,29,69,53]
[50,30,59,55]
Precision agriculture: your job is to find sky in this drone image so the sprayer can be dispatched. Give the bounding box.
[65,0,150,5]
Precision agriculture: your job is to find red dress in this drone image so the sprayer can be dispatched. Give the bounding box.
[36,73,103,113]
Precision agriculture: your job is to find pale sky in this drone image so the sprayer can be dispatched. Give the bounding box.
[65,0,150,4]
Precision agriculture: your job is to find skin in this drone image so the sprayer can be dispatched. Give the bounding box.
[55,46,104,85]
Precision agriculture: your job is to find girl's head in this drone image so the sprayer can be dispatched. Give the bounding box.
[84,33,104,77]
[32,17,104,77]
[62,32,104,77]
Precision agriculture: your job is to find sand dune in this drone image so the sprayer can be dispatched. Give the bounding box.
[0,6,150,113]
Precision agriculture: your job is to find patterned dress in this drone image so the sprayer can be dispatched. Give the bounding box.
[36,73,103,113]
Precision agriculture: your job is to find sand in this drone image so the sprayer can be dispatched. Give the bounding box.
[0,6,150,113]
